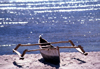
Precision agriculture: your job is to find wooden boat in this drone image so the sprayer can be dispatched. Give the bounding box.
[38,36,60,64]
[13,35,88,64]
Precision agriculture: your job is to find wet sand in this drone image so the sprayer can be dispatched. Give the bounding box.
[0,51,100,69]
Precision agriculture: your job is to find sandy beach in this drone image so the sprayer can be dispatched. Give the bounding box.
[0,51,100,69]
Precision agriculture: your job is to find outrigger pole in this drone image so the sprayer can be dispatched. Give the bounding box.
[13,40,88,59]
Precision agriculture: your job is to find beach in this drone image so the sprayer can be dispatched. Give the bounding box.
[0,51,100,69]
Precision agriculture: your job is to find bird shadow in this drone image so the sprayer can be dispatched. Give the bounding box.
[72,58,86,64]
[38,58,60,69]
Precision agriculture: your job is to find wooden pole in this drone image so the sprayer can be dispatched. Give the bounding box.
[59,46,79,48]
[59,46,88,56]
[13,40,75,51]
[14,44,21,51]
[13,40,71,51]
[68,40,75,46]
[20,41,70,46]
[20,48,57,57]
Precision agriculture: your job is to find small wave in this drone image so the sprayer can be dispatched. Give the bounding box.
[34,7,100,13]
[0,0,100,13]
[0,44,16,47]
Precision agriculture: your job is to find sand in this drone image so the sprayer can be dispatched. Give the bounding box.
[0,51,100,69]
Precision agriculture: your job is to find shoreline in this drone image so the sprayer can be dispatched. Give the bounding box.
[0,51,100,69]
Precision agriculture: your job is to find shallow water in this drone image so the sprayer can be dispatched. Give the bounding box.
[0,0,100,55]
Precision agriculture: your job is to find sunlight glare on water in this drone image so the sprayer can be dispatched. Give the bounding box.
[0,0,100,55]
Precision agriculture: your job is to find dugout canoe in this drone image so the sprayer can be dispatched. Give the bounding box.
[38,36,60,64]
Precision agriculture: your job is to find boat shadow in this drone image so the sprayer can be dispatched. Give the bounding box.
[39,58,60,69]
[72,58,86,64]
[13,61,22,68]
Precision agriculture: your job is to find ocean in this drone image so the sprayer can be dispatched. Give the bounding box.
[0,0,100,55]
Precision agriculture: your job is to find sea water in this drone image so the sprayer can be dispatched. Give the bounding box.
[0,0,100,55]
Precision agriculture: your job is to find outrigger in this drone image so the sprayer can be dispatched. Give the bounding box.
[13,35,88,64]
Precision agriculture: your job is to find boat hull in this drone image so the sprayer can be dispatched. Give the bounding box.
[40,47,60,64]
[38,36,60,64]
